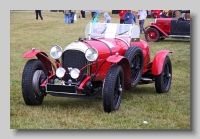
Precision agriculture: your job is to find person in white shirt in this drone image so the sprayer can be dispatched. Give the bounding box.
[138,10,147,34]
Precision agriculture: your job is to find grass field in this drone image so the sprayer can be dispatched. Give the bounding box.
[10,10,190,129]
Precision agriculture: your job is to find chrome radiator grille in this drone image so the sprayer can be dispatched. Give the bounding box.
[62,50,87,82]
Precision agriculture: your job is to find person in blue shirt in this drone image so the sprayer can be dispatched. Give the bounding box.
[103,12,111,23]
[123,10,136,24]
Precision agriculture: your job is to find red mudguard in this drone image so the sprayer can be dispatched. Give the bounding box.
[23,49,42,58]
[106,55,132,90]
[152,50,173,76]
[23,49,53,73]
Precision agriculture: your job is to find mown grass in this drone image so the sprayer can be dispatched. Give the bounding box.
[10,11,190,129]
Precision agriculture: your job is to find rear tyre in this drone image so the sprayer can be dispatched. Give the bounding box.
[145,28,160,42]
[22,59,46,105]
[155,56,172,93]
[103,65,124,113]
[124,46,144,88]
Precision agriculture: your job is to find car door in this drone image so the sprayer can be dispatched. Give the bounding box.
[176,19,190,35]
[170,18,190,35]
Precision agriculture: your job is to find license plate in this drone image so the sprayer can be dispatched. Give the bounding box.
[46,84,77,94]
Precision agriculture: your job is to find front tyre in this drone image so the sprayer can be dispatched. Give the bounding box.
[145,28,160,42]
[22,59,46,105]
[155,56,172,93]
[103,65,124,113]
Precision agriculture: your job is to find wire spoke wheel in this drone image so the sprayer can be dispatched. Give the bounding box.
[131,53,142,82]
[124,46,144,88]
[155,56,172,93]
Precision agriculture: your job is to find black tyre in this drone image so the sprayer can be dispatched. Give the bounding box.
[155,56,172,93]
[22,59,46,105]
[159,33,165,41]
[103,65,124,113]
[145,28,160,42]
[124,46,144,88]
[160,38,165,41]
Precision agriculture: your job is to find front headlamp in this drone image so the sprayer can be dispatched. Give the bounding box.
[68,68,80,79]
[56,67,66,78]
[85,48,98,62]
[50,45,63,59]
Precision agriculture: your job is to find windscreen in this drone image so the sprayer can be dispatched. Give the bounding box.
[85,22,140,39]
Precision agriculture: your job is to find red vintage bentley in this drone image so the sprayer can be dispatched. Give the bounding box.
[22,23,173,113]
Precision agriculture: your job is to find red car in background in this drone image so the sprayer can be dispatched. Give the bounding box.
[145,10,190,42]
[21,23,173,113]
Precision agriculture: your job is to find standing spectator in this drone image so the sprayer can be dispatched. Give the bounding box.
[174,10,182,18]
[153,10,162,18]
[103,12,111,23]
[147,10,151,18]
[35,10,43,20]
[123,10,136,25]
[91,12,95,18]
[138,10,147,34]
[168,10,173,18]
[185,11,190,20]
[70,10,76,23]
[81,10,85,19]
[119,10,127,24]
[63,10,71,24]
[161,10,169,18]
[151,10,154,18]
[91,12,98,23]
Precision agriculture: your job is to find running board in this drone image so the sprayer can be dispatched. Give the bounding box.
[139,78,154,84]
[168,35,190,38]
[141,78,153,81]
